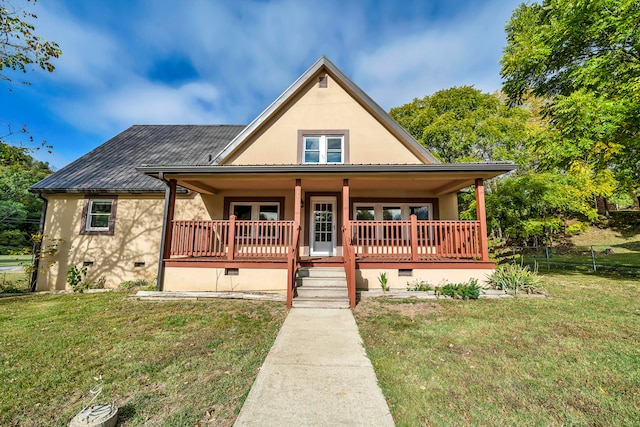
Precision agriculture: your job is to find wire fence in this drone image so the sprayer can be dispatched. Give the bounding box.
[506,245,640,276]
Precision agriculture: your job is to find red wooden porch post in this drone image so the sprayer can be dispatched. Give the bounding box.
[227,215,236,260]
[343,179,356,308]
[410,214,419,261]
[475,178,490,262]
[294,179,301,226]
[287,179,302,308]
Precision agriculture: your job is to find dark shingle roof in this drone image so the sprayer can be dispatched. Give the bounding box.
[32,125,245,193]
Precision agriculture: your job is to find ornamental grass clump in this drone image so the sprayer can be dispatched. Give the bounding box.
[487,264,544,294]
[435,278,480,299]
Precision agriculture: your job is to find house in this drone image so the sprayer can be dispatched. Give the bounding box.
[31,56,515,307]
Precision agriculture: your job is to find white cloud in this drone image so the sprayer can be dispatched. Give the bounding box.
[352,0,522,109]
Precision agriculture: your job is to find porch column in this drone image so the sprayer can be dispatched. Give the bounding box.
[343,178,356,308]
[342,179,350,231]
[294,179,301,226]
[475,178,490,262]
[287,179,302,308]
[157,178,177,291]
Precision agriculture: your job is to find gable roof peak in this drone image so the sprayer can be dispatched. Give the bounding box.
[211,56,439,165]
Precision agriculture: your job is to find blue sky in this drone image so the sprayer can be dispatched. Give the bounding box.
[1,0,523,169]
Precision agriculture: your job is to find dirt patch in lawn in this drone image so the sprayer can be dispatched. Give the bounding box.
[355,298,442,320]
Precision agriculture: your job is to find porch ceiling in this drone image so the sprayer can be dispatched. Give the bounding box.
[172,174,484,195]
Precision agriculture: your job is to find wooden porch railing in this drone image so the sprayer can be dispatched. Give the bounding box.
[170,218,296,259]
[350,218,482,260]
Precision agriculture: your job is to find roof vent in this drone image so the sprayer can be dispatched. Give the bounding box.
[319,75,328,88]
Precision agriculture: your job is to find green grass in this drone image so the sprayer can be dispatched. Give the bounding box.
[354,273,640,426]
[0,292,287,426]
[0,271,30,293]
[0,254,31,267]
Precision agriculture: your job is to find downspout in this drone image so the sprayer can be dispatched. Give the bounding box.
[156,172,170,291]
[30,193,48,292]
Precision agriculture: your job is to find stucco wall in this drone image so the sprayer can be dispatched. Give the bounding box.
[36,193,207,291]
[226,74,424,165]
[357,268,493,291]
[164,267,288,293]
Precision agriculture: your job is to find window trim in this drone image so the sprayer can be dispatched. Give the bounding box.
[297,129,350,164]
[350,198,440,220]
[353,203,434,222]
[223,197,285,220]
[80,196,118,236]
[229,201,281,221]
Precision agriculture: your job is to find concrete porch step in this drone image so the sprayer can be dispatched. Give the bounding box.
[297,267,346,279]
[291,298,350,309]
[296,277,347,288]
[296,286,348,299]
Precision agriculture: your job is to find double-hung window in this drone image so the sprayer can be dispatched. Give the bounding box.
[81,196,117,235]
[303,135,344,164]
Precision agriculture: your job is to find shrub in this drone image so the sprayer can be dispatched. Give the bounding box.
[435,279,480,299]
[487,264,543,294]
[407,280,433,292]
[67,265,89,293]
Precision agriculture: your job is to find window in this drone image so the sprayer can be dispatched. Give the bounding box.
[230,202,280,221]
[353,203,433,241]
[353,203,432,221]
[81,196,117,235]
[87,200,112,230]
[229,201,281,238]
[303,135,344,164]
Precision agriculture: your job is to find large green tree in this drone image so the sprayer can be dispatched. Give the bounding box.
[390,86,536,167]
[501,0,640,191]
[390,87,614,245]
[0,142,51,253]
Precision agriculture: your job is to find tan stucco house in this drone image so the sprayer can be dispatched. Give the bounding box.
[31,57,515,306]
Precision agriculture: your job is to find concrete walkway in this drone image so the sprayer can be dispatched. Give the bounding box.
[234,308,395,426]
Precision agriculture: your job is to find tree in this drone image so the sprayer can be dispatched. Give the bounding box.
[390,86,537,168]
[501,0,640,188]
[390,86,617,245]
[1,0,61,85]
[0,141,51,253]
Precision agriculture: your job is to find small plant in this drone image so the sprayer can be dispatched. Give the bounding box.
[435,279,480,300]
[378,272,389,292]
[67,265,89,293]
[487,264,544,294]
[407,280,433,292]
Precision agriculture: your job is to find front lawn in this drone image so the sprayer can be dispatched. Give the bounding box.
[354,273,640,426]
[0,292,287,426]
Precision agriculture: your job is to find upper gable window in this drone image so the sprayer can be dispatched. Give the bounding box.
[81,196,118,235]
[303,135,344,164]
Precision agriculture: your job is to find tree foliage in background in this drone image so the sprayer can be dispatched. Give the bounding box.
[390,86,536,168]
[1,0,61,85]
[501,0,640,192]
[390,86,616,246]
[0,142,51,253]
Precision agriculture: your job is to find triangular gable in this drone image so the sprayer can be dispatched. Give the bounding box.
[211,56,440,165]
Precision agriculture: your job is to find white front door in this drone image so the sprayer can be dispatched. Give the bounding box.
[310,197,337,256]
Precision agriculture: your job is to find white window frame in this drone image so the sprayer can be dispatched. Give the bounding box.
[229,202,280,221]
[353,203,432,221]
[303,135,344,164]
[86,199,113,231]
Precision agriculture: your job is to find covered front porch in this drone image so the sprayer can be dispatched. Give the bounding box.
[138,164,513,307]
